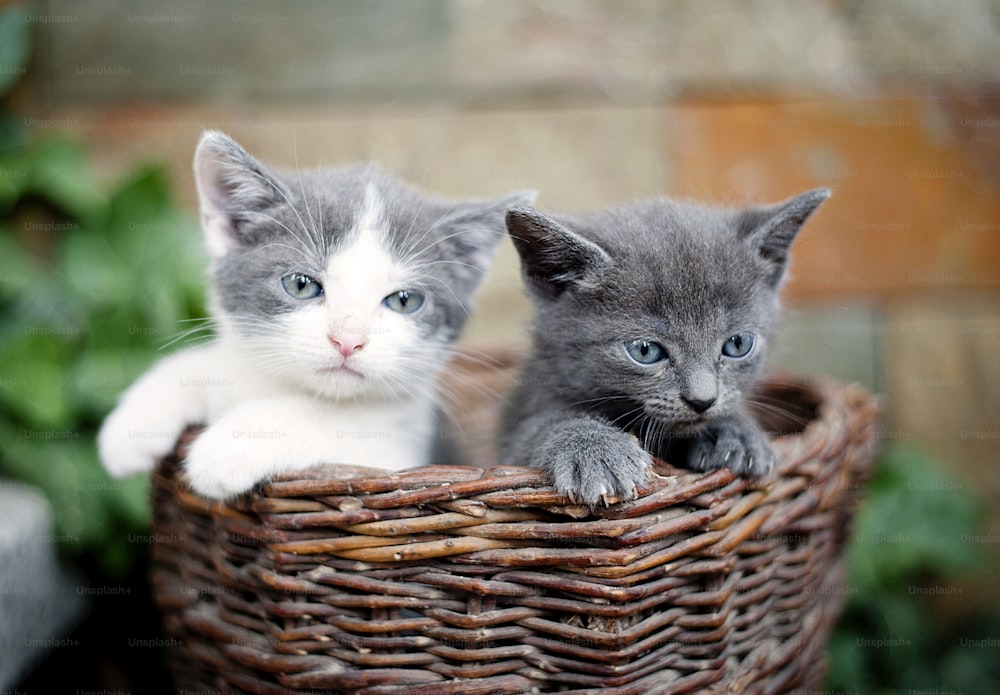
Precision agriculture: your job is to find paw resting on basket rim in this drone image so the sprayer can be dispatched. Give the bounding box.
[535,421,653,507]
[687,419,776,477]
[182,425,278,500]
[98,394,189,478]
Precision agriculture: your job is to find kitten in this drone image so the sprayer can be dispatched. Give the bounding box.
[99,131,532,499]
[501,189,829,506]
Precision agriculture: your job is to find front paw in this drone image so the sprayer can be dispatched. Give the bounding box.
[98,404,186,478]
[183,426,270,500]
[535,423,653,506]
[688,420,776,477]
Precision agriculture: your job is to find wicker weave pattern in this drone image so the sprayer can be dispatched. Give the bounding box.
[150,367,877,694]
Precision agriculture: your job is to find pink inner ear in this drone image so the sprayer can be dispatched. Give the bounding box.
[200,206,239,258]
[193,131,285,259]
[194,146,241,258]
[196,174,242,258]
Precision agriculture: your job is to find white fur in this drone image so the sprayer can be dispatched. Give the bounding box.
[99,184,448,499]
[356,182,385,238]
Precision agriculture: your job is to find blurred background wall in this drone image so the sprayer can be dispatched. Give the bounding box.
[2,0,999,690]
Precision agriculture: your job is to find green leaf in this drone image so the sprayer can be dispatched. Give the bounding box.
[826,630,869,692]
[0,3,32,96]
[29,139,106,219]
[65,348,153,417]
[0,335,75,427]
[0,228,36,300]
[828,444,996,691]
[60,220,133,310]
[0,147,32,210]
[0,126,205,581]
[104,165,176,244]
[846,445,985,591]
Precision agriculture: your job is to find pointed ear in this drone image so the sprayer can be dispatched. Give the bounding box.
[740,188,830,287]
[506,205,613,300]
[438,189,537,282]
[193,130,289,258]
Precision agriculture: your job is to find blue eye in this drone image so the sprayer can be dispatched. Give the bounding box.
[722,333,756,358]
[383,289,425,314]
[281,273,323,300]
[625,339,667,365]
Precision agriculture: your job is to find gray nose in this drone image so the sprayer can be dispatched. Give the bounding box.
[682,368,717,414]
[682,396,716,414]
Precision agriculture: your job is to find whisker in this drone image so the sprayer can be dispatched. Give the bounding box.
[744,397,813,429]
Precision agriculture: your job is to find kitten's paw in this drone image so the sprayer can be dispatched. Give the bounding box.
[688,421,776,477]
[537,423,653,507]
[183,426,268,500]
[97,403,185,478]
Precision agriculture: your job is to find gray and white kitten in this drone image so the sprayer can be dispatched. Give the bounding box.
[501,189,829,506]
[99,131,532,499]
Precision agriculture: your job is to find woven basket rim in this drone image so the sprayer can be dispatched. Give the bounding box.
[164,370,878,527]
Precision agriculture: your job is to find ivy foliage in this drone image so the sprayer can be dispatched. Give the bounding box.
[0,5,205,574]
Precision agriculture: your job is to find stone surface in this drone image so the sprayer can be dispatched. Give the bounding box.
[0,483,86,689]
[40,0,451,101]
[848,0,1000,83]
[666,97,1000,299]
[654,0,860,94]
[34,0,1000,105]
[448,0,665,103]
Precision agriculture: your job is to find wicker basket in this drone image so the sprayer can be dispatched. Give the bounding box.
[149,353,878,694]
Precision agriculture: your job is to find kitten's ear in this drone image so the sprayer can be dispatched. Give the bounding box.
[439,190,538,281]
[506,206,613,300]
[740,188,830,286]
[193,130,289,258]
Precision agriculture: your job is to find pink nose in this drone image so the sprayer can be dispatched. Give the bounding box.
[329,335,366,358]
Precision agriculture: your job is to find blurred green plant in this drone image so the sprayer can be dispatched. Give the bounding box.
[827,444,1000,694]
[0,4,205,576]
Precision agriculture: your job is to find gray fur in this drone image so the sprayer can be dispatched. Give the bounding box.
[501,190,829,505]
[194,130,532,348]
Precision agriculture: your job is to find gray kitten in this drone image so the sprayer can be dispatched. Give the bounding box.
[501,189,830,505]
[100,131,532,498]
